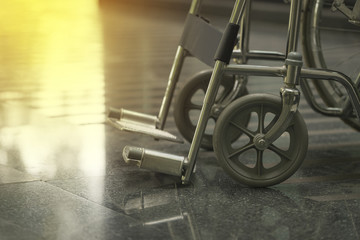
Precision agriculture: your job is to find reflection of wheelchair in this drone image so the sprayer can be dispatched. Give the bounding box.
[108,0,360,187]
[121,186,305,239]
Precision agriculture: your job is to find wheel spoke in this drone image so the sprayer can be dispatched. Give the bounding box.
[268,144,291,161]
[228,142,255,159]
[256,150,264,176]
[230,121,255,138]
[258,104,265,133]
[184,102,202,111]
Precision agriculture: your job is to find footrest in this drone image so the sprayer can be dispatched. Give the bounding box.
[123,146,187,176]
[107,108,183,143]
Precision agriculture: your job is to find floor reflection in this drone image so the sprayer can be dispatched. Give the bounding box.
[122,185,201,240]
[0,107,106,179]
[0,0,105,124]
[119,183,317,240]
[0,0,106,180]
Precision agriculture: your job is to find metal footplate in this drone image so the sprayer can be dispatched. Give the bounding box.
[123,146,188,176]
[107,108,183,143]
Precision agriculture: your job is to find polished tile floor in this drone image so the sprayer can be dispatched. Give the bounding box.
[0,0,360,239]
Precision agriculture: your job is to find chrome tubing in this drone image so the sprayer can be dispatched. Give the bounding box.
[301,68,360,118]
[224,64,286,77]
[183,61,227,183]
[157,46,187,130]
[189,0,202,14]
[237,0,251,64]
[231,50,286,61]
[286,0,302,55]
[300,79,344,117]
[183,0,248,184]
[157,0,204,130]
[263,52,303,145]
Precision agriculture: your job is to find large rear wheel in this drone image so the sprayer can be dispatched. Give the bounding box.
[302,0,360,129]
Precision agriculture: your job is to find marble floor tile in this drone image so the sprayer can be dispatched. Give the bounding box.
[0,164,39,184]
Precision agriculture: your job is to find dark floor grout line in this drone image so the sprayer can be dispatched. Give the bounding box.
[305,193,360,202]
[308,141,360,150]
[0,179,43,187]
[42,180,141,223]
[284,174,360,185]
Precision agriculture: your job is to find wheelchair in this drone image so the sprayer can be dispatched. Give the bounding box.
[108,0,360,187]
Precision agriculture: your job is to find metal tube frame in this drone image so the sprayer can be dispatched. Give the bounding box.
[156,0,288,130]
[118,0,360,184]
[156,0,203,130]
[183,0,249,183]
[182,0,360,183]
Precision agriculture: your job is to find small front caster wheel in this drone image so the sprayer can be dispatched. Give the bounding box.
[213,94,308,187]
[174,70,248,150]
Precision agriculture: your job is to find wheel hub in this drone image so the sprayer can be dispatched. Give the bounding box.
[253,134,268,151]
[211,105,223,118]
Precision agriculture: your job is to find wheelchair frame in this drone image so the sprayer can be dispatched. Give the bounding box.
[108,0,360,186]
